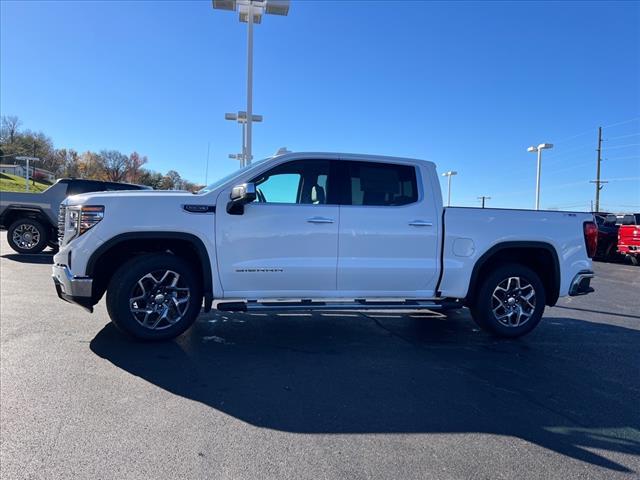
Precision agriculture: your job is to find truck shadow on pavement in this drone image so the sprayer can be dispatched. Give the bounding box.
[91,310,640,473]
[1,253,54,264]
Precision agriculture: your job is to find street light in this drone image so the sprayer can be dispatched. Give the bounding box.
[527,143,554,210]
[225,111,263,167]
[441,170,457,207]
[213,0,290,166]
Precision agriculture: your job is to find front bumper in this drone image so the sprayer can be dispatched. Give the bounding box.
[52,264,95,312]
[569,271,595,296]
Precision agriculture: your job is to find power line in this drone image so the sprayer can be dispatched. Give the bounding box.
[606,132,640,140]
[602,117,640,129]
[605,176,640,181]
[552,117,640,146]
[552,128,597,145]
[603,143,640,150]
[544,143,593,160]
[544,161,593,176]
[606,155,640,161]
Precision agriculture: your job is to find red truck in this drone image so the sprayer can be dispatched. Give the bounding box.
[617,213,640,265]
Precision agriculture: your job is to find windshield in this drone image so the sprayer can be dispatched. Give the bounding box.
[197,156,270,194]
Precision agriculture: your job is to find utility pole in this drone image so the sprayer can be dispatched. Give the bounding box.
[15,156,39,192]
[590,126,607,213]
[477,196,491,208]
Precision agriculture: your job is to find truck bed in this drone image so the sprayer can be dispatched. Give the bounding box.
[439,207,594,301]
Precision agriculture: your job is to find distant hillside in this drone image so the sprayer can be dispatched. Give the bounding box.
[0,172,49,193]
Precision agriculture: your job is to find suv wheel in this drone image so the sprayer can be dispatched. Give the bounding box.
[106,253,203,341]
[469,263,546,338]
[7,218,49,254]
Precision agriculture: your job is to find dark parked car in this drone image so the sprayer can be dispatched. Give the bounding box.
[0,178,151,254]
[594,214,620,261]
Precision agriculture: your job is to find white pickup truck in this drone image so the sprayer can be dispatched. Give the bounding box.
[52,152,597,341]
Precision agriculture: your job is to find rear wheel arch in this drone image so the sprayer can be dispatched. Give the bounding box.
[86,232,213,310]
[466,241,560,307]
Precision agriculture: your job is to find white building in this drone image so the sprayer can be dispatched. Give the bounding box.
[0,164,56,183]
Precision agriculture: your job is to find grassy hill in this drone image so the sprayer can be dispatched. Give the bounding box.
[0,172,50,193]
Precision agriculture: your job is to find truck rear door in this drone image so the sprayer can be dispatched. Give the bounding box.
[335,160,440,298]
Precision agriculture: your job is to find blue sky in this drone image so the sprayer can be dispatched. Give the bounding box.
[1,0,639,211]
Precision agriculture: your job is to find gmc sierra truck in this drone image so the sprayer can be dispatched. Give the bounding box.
[0,178,151,254]
[52,152,597,341]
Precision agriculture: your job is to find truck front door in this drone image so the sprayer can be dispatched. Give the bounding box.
[215,159,339,298]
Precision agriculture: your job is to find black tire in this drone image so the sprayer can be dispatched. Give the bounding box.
[106,253,203,341]
[7,218,49,254]
[469,263,546,338]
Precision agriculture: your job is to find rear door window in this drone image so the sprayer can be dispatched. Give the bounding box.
[343,161,418,206]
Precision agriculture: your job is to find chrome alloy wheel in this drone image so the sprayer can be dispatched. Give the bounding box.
[12,223,41,250]
[129,270,191,330]
[491,276,536,327]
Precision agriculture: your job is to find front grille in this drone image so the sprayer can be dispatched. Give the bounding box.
[57,204,66,245]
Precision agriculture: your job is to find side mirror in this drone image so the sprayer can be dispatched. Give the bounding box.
[227,183,257,215]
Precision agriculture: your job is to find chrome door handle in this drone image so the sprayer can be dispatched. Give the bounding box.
[409,220,433,227]
[307,217,334,224]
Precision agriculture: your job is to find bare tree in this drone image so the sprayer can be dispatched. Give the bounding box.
[0,115,21,144]
[99,150,129,182]
[127,151,148,183]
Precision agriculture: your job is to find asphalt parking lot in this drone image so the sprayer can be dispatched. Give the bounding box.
[1,232,639,480]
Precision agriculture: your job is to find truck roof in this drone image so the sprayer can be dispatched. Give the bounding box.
[273,151,436,169]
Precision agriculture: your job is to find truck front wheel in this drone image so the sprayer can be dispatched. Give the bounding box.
[469,263,546,338]
[106,253,203,341]
[7,218,49,254]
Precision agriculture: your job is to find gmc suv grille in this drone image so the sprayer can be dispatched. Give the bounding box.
[58,204,66,245]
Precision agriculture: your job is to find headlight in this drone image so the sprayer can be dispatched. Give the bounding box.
[67,205,104,239]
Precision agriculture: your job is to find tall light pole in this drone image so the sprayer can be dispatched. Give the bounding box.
[527,143,554,210]
[213,0,290,165]
[225,111,263,167]
[442,171,457,207]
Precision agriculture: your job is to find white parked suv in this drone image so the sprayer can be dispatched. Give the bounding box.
[52,152,597,341]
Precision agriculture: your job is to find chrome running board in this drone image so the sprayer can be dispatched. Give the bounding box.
[216,298,462,312]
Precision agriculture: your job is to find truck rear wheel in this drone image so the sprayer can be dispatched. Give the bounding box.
[7,218,49,254]
[469,263,546,338]
[106,253,203,341]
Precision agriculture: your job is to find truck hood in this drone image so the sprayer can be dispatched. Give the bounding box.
[65,190,199,206]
